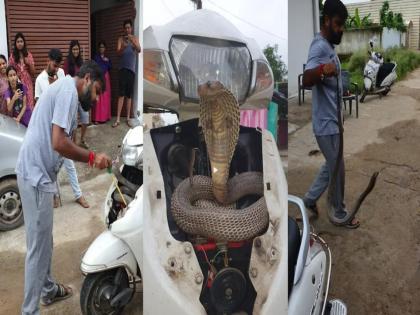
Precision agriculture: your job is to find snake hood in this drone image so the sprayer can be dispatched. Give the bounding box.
[198,81,240,204]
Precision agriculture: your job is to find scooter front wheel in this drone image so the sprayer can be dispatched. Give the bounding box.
[360,90,367,103]
[80,268,132,315]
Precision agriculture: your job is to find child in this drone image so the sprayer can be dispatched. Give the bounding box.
[5,65,31,127]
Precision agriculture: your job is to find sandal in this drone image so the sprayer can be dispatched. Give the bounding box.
[329,210,361,229]
[126,120,133,128]
[296,200,319,222]
[41,283,73,306]
[331,217,360,229]
[302,199,319,215]
[53,195,61,208]
[112,121,120,128]
[76,196,90,208]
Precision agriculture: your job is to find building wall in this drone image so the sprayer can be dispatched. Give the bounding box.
[346,0,420,49]
[5,0,91,77]
[288,0,319,98]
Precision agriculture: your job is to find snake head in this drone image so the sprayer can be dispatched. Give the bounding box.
[198,81,225,98]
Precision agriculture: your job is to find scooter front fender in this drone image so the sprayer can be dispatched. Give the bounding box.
[81,231,137,276]
[364,76,373,91]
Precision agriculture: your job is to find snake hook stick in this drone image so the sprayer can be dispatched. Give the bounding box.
[189,148,198,187]
[327,75,379,226]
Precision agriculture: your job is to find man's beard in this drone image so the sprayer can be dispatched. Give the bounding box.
[79,84,94,111]
[329,24,343,45]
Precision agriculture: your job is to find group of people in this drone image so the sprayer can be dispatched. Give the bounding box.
[0,33,34,127]
[0,19,140,131]
[0,19,140,211]
[0,34,111,132]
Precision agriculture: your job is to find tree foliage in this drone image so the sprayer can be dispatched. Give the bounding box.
[380,1,406,32]
[263,44,287,82]
[345,8,373,29]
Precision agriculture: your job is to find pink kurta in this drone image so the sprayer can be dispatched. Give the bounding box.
[92,71,111,123]
[9,52,35,110]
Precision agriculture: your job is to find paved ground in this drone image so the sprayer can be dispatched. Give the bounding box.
[0,119,142,314]
[288,70,420,314]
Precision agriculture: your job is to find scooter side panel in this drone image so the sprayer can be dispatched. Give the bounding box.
[111,186,143,269]
[143,131,207,315]
[81,231,137,276]
[288,247,328,315]
[380,71,397,88]
[250,130,288,315]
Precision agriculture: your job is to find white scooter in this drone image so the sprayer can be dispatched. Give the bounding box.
[360,41,397,103]
[143,9,288,315]
[288,195,347,315]
[80,125,143,315]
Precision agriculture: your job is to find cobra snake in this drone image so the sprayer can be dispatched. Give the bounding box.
[170,81,269,241]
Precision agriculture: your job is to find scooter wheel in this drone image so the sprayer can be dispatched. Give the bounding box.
[80,268,131,315]
[360,91,367,103]
[381,89,390,96]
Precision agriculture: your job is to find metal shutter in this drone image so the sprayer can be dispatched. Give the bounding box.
[93,1,136,116]
[5,0,91,77]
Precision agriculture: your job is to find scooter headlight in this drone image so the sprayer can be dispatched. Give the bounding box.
[122,143,142,168]
[249,59,274,96]
[144,50,174,90]
[169,35,252,103]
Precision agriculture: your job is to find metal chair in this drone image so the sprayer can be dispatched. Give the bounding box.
[341,70,359,118]
[298,64,312,105]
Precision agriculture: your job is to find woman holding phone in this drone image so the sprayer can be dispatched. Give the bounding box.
[5,65,31,126]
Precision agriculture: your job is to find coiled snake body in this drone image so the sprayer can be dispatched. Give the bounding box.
[170,82,269,241]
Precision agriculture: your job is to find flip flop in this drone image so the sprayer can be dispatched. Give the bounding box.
[296,201,319,222]
[329,210,361,229]
[41,283,73,306]
[331,217,360,229]
[76,196,90,208]
[305,203,319,217]
[112,121,120,128]
[53,195,61,208]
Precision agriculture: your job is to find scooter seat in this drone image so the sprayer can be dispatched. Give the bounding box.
[288,216,301,296]
[376,63,395,87]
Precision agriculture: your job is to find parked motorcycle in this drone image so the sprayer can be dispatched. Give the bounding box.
[288,195,347,315]
[80,125,143,315]
[360,40,397,103]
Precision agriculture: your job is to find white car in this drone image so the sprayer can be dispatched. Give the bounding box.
[0,114,26,231]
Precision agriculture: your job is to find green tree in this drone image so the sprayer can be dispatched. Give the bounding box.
[380,1,406,31]
[263,44,287,82]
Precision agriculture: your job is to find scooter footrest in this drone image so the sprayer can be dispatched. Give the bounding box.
[328,299,347,315]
